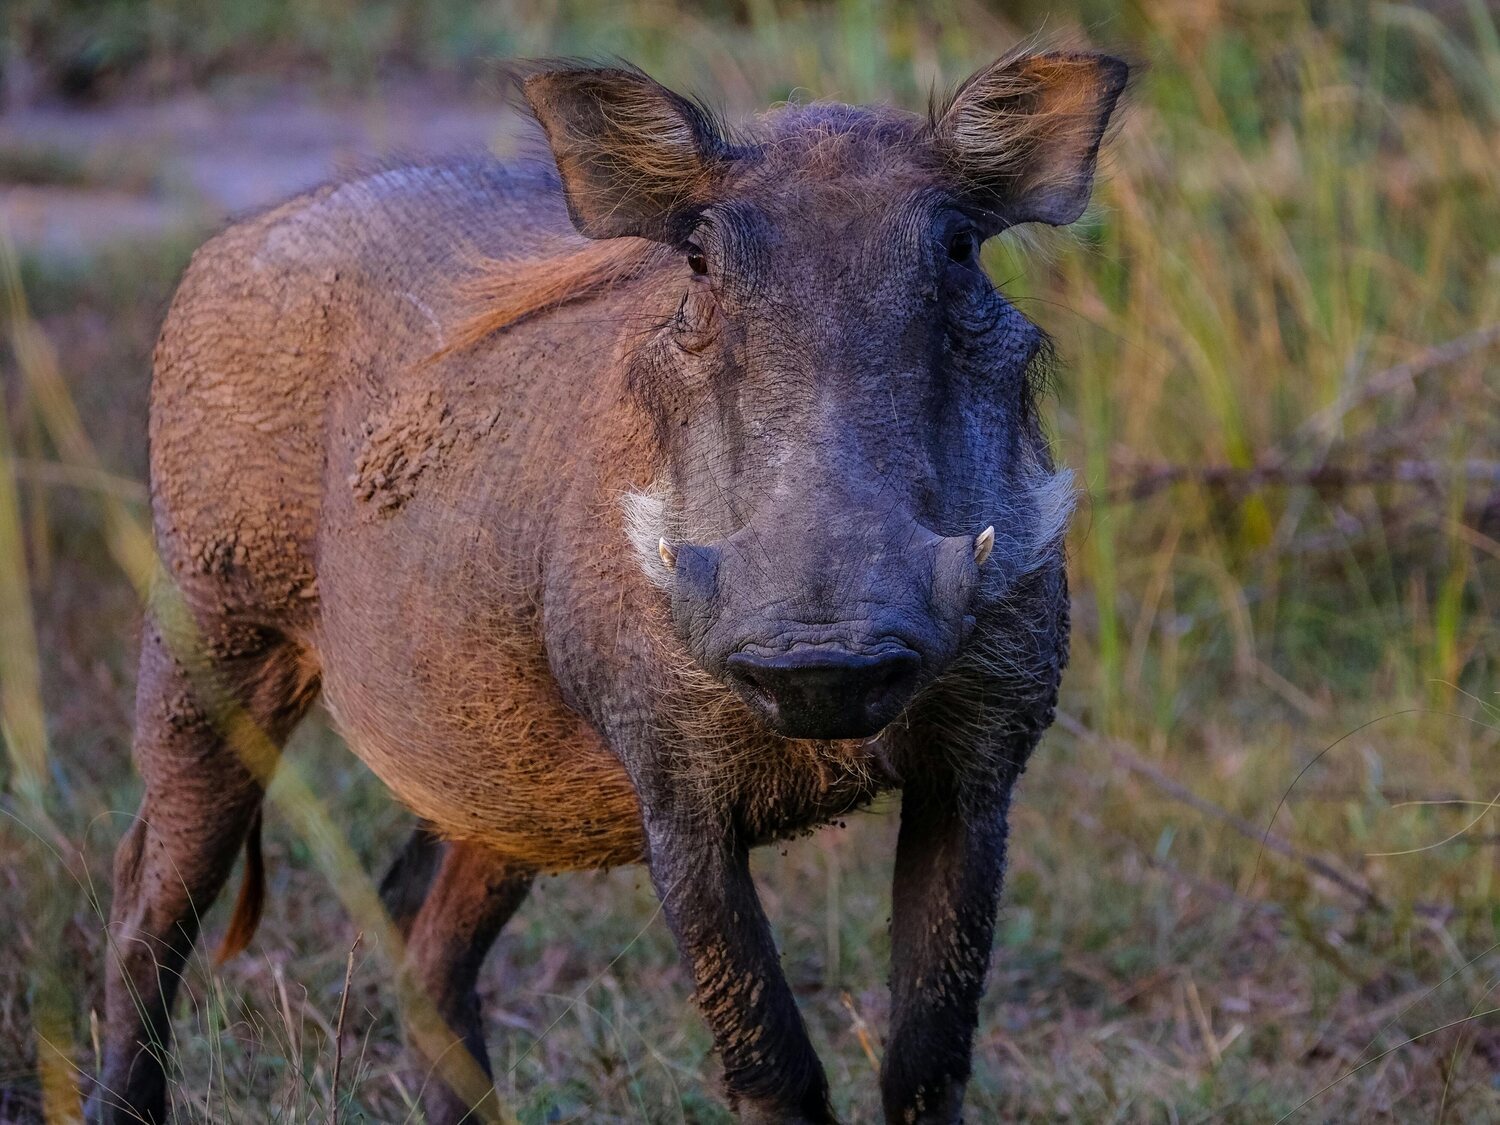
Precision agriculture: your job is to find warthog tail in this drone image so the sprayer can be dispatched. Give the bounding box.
[215,808,265,963]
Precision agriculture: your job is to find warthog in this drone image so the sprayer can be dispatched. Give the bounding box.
[94,50,1126,1124]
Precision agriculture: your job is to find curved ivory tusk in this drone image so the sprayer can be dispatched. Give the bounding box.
[658,537,677,569]
[974,525,995,566]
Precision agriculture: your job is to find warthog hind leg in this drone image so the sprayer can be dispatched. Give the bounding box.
[91,618,317,1123]
[387,834,532,1125]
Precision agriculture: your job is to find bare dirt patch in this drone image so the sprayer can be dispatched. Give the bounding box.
[0,83,519,256]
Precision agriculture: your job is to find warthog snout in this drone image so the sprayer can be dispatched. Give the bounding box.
[725,644,922,739]
[666,515,986,739]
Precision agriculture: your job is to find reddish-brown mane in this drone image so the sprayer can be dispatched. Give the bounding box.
[440,236,665,358]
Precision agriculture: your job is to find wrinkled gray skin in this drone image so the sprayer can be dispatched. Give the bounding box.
[94,53,1125,1125]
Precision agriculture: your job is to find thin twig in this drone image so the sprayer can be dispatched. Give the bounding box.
[1106,459,1500,504]
[1299,324,1500,443]
[1274,1004,1500,1124]
[1055,713,1387,912]
[1105,324,1500,505]
[329,931,362,1125]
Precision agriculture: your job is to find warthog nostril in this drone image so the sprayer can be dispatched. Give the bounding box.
[724,646,922,740]
[728,663,775,710]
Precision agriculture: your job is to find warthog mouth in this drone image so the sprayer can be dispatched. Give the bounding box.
[724,642,923,740]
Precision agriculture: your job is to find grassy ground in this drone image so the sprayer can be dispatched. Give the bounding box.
[3,2,1500,1121]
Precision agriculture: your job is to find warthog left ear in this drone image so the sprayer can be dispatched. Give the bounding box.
[933,51,1128,229]
[521,63,733,243]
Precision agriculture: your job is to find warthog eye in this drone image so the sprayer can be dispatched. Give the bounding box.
[947,229,979,264]
[685,243,709,275]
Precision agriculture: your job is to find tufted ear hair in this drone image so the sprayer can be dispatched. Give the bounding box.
[932,51,1128,230]
[521,63,733,244]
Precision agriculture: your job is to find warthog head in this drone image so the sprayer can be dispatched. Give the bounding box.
[525,51,1126,739]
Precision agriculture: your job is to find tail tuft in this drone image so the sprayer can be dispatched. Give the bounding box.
[216,806,266,963]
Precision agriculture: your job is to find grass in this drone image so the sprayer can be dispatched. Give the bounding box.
[3,1,1500,1121]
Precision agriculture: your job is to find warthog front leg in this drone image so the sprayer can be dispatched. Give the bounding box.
[881,780,1011,1125]
[384,831,532,1125]
[644,813,835,1124]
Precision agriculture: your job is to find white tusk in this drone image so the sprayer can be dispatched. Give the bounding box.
[658,538,677,569]
[974,525,995,566]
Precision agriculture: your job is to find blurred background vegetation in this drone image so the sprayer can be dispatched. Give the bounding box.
[2,0,1498,1121]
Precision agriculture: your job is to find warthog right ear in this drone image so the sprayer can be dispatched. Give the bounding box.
[933,51,1129,229]
[521,64,732,243]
